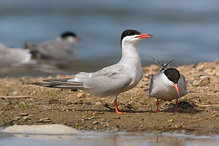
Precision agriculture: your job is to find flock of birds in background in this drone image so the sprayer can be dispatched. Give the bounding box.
[0,31,80,75]
[1,29,189,114]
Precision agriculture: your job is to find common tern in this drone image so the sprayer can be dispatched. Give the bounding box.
[34,29,152,113]
[25,31,81,69]
[148,57,189,112]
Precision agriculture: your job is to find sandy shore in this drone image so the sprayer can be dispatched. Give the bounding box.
[0,60,218,135]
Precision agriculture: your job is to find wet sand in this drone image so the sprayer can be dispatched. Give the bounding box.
[0,60,218,135]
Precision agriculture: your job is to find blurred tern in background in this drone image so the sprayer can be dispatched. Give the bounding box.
[25,31,81,69]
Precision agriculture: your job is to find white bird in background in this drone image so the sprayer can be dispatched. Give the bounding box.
[0,44,60,75]
[25,31,81,69]
[0,44,31,70]
[148,57,189,112]
[34,29,153,114]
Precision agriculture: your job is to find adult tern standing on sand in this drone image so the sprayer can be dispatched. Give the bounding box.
[34,29,152,113]
[25,31,81,69]
[148,57,189,112]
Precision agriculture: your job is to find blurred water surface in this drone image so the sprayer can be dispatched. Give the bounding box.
[1,130,219,146]
[0,0,218,73]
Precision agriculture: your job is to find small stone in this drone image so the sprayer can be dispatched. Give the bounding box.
[93,121,99,125]
[193,77,210,86]
[77,93,86,98]
[39,118,52,123]
[23,116,31,121]
[19,102,26,108]
[12,91,18,95]
[20,113,28,116]
[13,117,20,121]
[112,116,120,119]
[193,80,199,86]
[168,119,174,122]
[196,63,205,71]
[199,77,210,86]
[95,101,102,106]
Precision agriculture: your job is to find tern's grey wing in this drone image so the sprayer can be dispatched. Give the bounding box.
[83,71,132,96]
[148,74,158,94]
[91,64,123,78]
[148,75,154,94]
[34,71,132,97]
[36,41,75,60]
[148,70,162,95]
[70,65,133,96]
[180,74,189,92]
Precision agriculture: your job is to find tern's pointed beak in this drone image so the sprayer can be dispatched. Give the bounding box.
[76,37,82,41]
[135,34,153,39]
[173,83,179,96]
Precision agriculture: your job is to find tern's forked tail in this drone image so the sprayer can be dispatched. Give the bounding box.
[32,78,85,90]
[148,56,174,70]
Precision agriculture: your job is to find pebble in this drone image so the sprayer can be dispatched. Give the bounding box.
[199,77,210,86]
[13,117,20,121]
[77,93,86,98]
[168,119,174,123]
[19,102,26,107]
[93,121,99,125]
[193,77,210,86]
[95,101,102,106]
[112,116,120,119]
[39,118,52,123]
[23,116,31,121]
[196,63,205,71]
[20,113,28,116]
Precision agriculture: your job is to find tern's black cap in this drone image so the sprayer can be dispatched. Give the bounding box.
[164,68,180,84]
[60,31,77,38]
[121,29,141,42]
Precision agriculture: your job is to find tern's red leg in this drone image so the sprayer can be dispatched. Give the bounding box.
[155,99,160,113]
[114,99,123,114]
[174,99,178,113]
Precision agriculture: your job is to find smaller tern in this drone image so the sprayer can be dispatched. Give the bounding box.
[148,57,189,112]
[33,29,153,114]
[25,31,81,69]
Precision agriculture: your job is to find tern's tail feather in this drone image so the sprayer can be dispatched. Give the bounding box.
[148,56,174,70]
[33,78,85,90]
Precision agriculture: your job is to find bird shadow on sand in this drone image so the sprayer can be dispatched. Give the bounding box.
[74,104,156,113]
[74,100,201,114]
[162,101,202,114]
[74,108,154,113]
